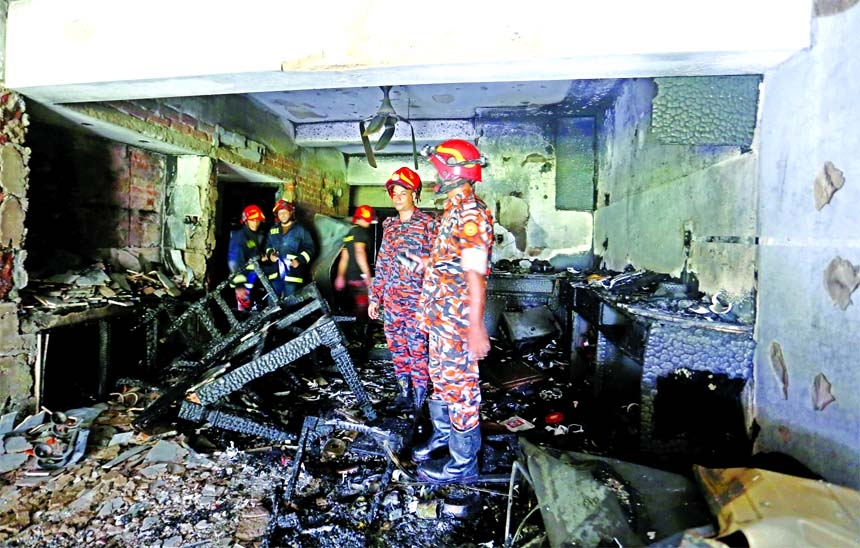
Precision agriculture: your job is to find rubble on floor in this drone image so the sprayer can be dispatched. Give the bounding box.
[0,356,525,548]
[5,278,853,547]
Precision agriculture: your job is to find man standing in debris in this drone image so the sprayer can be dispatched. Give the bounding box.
[334,205,377,350]
[265,199,316,299]
[227,204,267,312]
[412,139,493,484]
[368,167,436,414]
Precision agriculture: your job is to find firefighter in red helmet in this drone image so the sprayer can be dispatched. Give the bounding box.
[227,204,267,312]
[334,205,378,355]
[412,139,493,484]
[265,199,316,298]
[369,167,436,415]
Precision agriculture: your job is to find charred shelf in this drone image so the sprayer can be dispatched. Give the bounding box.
[19,302,138,333]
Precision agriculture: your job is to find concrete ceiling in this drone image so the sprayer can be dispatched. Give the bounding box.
[4,0,813,164]
[248,79,625,155]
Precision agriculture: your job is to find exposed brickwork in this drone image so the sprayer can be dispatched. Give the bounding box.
[0,88,33,412]
[70,100,349,219]
[0,249,12,300]
[129,148,165,212]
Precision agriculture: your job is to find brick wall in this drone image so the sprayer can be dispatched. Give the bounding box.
[26,125,167,269]
[0,88,34,411]
[73,99,349,219]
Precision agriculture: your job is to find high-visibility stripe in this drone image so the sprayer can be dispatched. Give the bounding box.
[343,235,355,242]
[284,276,303,283]
[268,272,280,280]
[300,251,311,262]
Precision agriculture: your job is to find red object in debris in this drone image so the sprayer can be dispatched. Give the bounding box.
[545,411,564,425]
[0,250,14,300]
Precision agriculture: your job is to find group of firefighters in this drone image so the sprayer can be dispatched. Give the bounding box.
[227,139,494,484]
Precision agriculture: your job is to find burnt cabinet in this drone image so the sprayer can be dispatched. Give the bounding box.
[567,282,755,457]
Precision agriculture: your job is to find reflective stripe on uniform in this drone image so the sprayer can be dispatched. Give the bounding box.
[284,276,303,283]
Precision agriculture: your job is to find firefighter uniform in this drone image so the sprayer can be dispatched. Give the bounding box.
[417,185,494,431]
[370,208,436,395]
[227,205,266,311]
[266,220,315,298]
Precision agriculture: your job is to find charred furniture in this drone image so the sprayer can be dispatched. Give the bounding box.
[133,275,376,438]
[567,282,755,457]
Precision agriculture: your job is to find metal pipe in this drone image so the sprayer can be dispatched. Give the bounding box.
[504,459,534,546]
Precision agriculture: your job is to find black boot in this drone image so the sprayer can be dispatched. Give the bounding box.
[417,424,481,484]
[412,398,450,463]
[412,384,427,415]
[411,384,430,439]
[390,374,411,411]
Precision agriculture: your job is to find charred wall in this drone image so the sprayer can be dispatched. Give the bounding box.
[25,121,168,276]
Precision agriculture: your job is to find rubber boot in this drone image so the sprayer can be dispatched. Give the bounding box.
[412,398,450,463]
[417,424,481,484]
[390,374,411,411]
[412,384,427,415]
[411,384,430,439]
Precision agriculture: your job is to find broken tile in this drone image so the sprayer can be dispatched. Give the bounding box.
[144,440,188,464]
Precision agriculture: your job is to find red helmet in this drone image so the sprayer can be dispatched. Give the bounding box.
[422,139,487,185]
[385,167,422,200]
[352,205,378,224]
[273,199,295,214]
[241,204,265,223]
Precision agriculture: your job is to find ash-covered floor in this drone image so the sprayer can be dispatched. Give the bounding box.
[0,311,753,548]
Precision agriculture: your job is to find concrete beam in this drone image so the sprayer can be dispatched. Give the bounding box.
[4,0,811,104]
[295,119,476,153]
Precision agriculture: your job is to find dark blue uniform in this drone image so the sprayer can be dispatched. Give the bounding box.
[227,225,265,310]
[266,222,316,298]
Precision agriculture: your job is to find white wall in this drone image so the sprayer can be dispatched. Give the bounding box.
[755,5,860,489]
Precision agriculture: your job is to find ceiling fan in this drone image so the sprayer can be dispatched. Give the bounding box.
[358,85,418,170]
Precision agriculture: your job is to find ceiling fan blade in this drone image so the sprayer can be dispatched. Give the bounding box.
[409,123,418,170]
[359,120,377,168]
[363,113,386,136]
[374,119,396,151]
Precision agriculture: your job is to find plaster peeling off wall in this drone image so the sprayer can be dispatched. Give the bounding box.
[477,119,592,270]
[0,88,33,413]
[166,156,216,281]
[754,4,860,489]
[594,79,756,298]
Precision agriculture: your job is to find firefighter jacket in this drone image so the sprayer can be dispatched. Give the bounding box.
[417,185,494,337]
[370,209,436,312]
[266,222,316,284]
[227,224,265,274]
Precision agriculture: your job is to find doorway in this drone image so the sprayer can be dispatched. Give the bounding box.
[210,181,281,289]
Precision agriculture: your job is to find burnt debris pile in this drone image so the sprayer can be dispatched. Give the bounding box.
[1,267,785,547]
